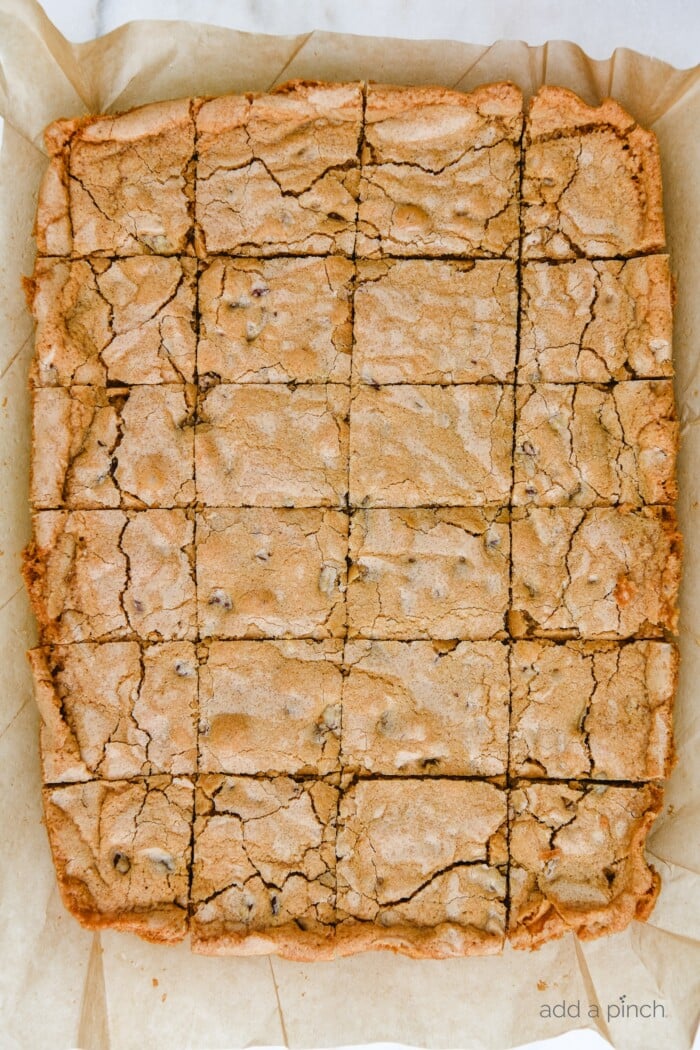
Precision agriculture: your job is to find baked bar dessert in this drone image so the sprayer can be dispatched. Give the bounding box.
[25,80,680,958]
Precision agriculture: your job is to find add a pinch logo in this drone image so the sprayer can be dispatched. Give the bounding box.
[540,994,667,1022]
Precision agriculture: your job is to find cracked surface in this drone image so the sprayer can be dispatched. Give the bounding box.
[31,642,197,782]
[38,100,195,256]
[513,381,677,506]
[510,641,677,780]
[522,87,665,259]
[191,776,338,959]
[342,640,508,776]
[349,385,513,507]
[357,83,522,258]
[198,640,342,775]
[509,782,662,949]
[336,779,508,957]
[43,776,194,942]
[27,80,679,958]
[347,508,510,639]
[32,385,196,509]
[196,82,362,255]
[29,256,197,386]
[197,383,350,507]
[510,506,681,639]
[197,256,353,383]
[196,509,348,639]
[519,257,673,383]
[353,259,517,384]
[25,509,197,643]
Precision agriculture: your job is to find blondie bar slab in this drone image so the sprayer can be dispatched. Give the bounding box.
[508,782,662,948]
[29,256,197,386]
[199,640,342,775]
[349,385,513,507]
[342,640,508,776]
[513,381,677,507]
[196,509,348,639]
[25,510,196,643]
[353,259,517,384]
[196,82,362,256]
[522,87,665,259]
[31,641,198,782]
[357,83,522,258]
[197,384,350,508]
[348,508,509,639]
[191,776,338,959]
[43,776,194,942]
[510,641,677,780]
[336,779,508,957]
[510,506,681,639]
[37,100,195,257]
[32,385,195,509]
[519,257,673,383]
[197,256,353,384]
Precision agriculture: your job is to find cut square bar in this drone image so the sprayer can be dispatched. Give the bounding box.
[37,100,195,257]
[196,508,348,639]
[198,640,342,775]
[191,775,338,959]
[510,640,677,780]
[513,381,677,507]
[29,256,197,387]
[43,776,194,942]
[510,506,681,639]
[25,509,196,643]
[30,641,198,782]
[349,385,513,507]
[342,640,509,776]
[353,259,517,384]
[32,385,196,509]
[196,384,350,508]
[522,87,665,259]
[197,256,353,384]
[519,257,674,383]
[357,83,522,258]
[508,781,662,948]
[336,779,508,957]
[347,508,509,640]
[196,82,363,255]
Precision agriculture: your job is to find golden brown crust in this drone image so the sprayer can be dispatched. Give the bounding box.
[513,380,678,507]
[523,86,665,259]
[43,777,194,943]
[37,100,195,257]
[510,641,677,780]
[30,256,197,386]
[349,385,514,507]
[508,782,663,949]
[27,80,678,959]
[354,259,517,384]
[510,506,681,639]
[358,82,522,258]
[30,642,198,782]
[197,384,350,508]
[347,508,510,640]
[519,257,674,383]
[336,779,507,957]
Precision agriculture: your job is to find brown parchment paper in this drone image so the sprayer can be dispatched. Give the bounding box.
[0,1,698,1047]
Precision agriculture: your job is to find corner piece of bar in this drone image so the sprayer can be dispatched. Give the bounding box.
[42,776,194,943]
[522,86,665,259]
[508,781,663,948]
[36,99,196,257]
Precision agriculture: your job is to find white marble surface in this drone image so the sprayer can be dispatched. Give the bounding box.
[40,0,699,67]
[13,5,699,1050]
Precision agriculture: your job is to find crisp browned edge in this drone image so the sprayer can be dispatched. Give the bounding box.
[24,79,679,959]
